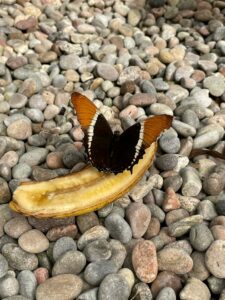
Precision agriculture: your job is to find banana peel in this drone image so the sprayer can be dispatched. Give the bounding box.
[9,143,157,218]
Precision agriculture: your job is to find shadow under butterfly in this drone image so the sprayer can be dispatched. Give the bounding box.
[71,92,173,174]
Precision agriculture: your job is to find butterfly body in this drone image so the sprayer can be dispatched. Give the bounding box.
[72,92,173,174]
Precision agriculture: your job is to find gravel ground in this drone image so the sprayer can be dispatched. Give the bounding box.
[1,0,225,299]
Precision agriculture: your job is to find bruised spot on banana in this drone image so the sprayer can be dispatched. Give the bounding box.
[9,143,157,218]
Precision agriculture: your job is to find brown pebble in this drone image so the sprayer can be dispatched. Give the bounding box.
[6,56,28,69]
[46,152,64,169]
[7,119,32,140]
[15,16,37,30]
[165,209,189,226]
[191,70,206,82]
[28,216,75,232]
[46,224,78,242]
[76,212,99,234]
[151,271,182,298]
[211,225,225,240]
[163,187,181,212]
[34,267,49,284]
[132,240,158,283]
[205,240,225,278]
[120,81,136,95]
[144,217,160,239]
[126,203,151,238]
[4,216,32,239]
[210,216,225,227]
[158,248,193,274]
[129,93,156,107]
[180,277,211,300]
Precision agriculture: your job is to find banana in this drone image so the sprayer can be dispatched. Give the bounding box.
[9,143,157,218]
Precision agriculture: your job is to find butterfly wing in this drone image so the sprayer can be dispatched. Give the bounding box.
[71,92,113,171]
[110,115,173,174]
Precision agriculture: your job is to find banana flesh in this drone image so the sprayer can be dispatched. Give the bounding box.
[9,143,157,218]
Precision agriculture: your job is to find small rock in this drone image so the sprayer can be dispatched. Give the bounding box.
[156,287,176,300]
[77,225,109,250]
[205,240,225,278]
[129,93,156,106]
[76,212,99,233]
[162,187,180,212]
[52,250,86,276]
[96,63,119,81]
[0,178,11,204]
[17,270,37,300]
[189,223,214,251]
[203,74,225,97]
[132,240,158,283]
[36,274,83,300]
[84,239,111,262]
[53,237,77,261]
[34,268,49,284]
[18,229,49,254]
[46,224,77,242]
[84,260,118,285]
[157,248,193,274]
[4,217,32,239]
[188,251,210,281]
[168,214,203,237]
[0,254,8,279]
[179,277,211,300]
[105,213,132,243]
[0,275,19,298]
[98,274,130,300]
[7,119,32,140]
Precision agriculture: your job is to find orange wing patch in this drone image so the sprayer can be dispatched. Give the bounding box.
[71,92,97,129]
[143,115,173,147]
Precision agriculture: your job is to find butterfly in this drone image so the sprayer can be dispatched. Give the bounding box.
[71,92,173,174]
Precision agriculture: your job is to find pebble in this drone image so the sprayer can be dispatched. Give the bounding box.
[2,243,38,271]
[132,240,158,283]
[189,252,210,281]
[151,271,182,298]
[77,288,98,300]
[205,240,225,278]
[189,223,214,251]
[84,260,118,285]
[98,274,130,300]
[19,148,48,167]
[162,187,181,212]
[156,287,176,300]
[18,229,49,254]
[52,236,77,261]
[0,205,12,237]
[126,203,151,238]
[129,93,156,106]
[180,278,211,300]
[155,154,178,171]
[108,239,127,269]
[198,200,218,221]
[34,268,49,284]
[76,212,99,233]
[157,248,193,275]
[130,282,152,300]
[207,276,225,295]
[159,129,180,154]
[8,94,28,109]
[4,217,32,239]
[52,250,86,276]
[0,178,11,204]
[7,119,32,140]
[0,254,8,279]
[203,74,225,97]
[77,225,109,250]
[168,214,203,237]
[0,275,19,298]
[36,274,83,300]
[215,200,225,215]
[96,63,119,81]
[104,213,132,243]
[59,54,81,70]
[180,166,202,197]
[84,239,111,262]
[17,270,37,300]
[211,225,225,241]
[46,224,78,242]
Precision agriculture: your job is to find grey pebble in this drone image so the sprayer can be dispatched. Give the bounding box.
[203,74,225,97]
[168,214,203,237]
[8,94,28,109]
[181,109,200,129]
[0,275,19,298]
[0,164,11,182]
[189,223,214,252]
[12,163,32,179]
[77,287,98,300]
[0,254,8,279]
[215,200,225,215]
[172,119,196,137]
[130,282,152,300]
[2,243,38,271]
[181,166,202,197]
[19,148,48,167]
[17,270,37,300]
[197,200,218,221]
[0,204,12,237]
[163,174,183,192]
[28,95,47,111]
[108,239,127,269]
[156,287,176,300]
[147,203,165,223]
[97,203,114,218]
[155,154,178,171]
[84,239,111,262]
[98,273,130,300]
[28,135,46,147]
[140,80,157,95]
[62,146,84,168]
[52,250,86,276]
[96,63,119,81]
[53,236,77,261]
[77,225,109,250]
[105,213,132,243]
[84,260,118,286]
[59,54,81,70]
[25,109,44,123]
[159,129,180,154]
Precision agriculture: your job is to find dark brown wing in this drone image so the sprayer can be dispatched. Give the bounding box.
[71,92,114,171]
[110,115,173,174]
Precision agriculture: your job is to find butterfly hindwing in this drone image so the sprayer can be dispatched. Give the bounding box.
[110,115,173,173]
